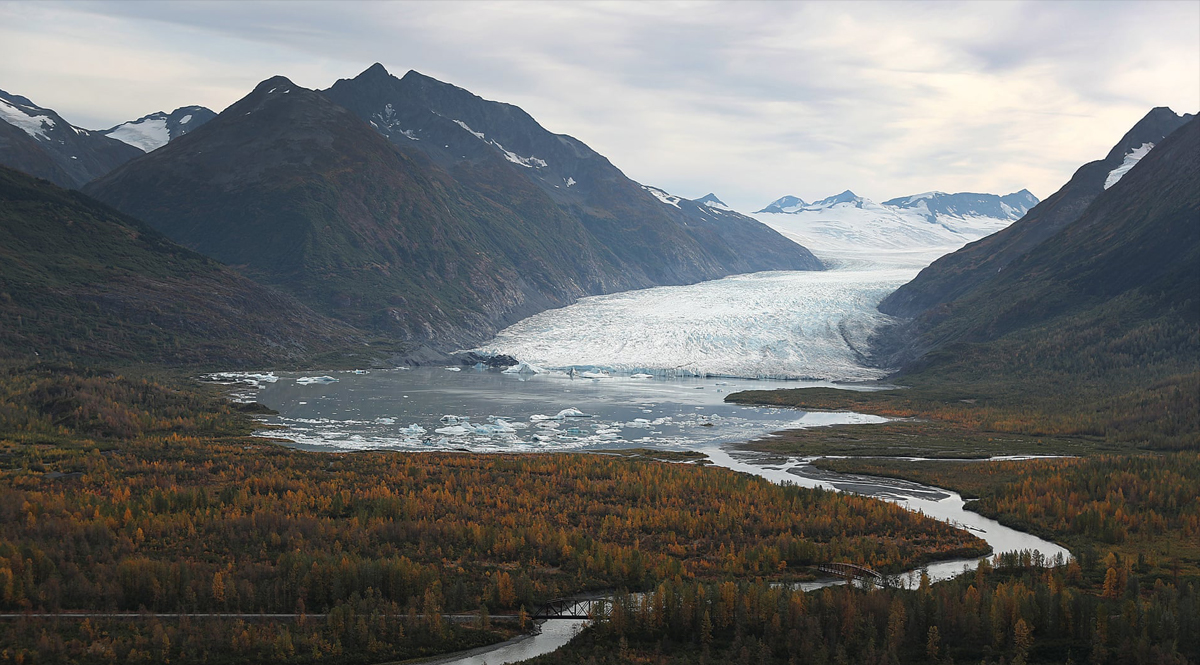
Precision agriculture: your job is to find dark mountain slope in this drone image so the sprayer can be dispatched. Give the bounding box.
[881,117,1199,448]
[323,64,821,280]
[88,73,817,347]
[0,166,365,367]
[880,107,1192,318]
[85,78,645,346]
[0,89,143,188]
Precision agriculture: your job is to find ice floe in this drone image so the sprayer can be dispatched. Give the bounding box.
[296,376,339,385]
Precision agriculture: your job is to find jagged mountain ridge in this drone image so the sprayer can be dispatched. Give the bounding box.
[882,190,1038,224]
[0,165,365,366]
[879,107,1194,318]
[101,106,217,152]
[749,188,1038,257]
[323,64,821,281]
[0,89,143,188]
[84,73,818,348]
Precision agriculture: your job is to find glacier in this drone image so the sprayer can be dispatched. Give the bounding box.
[477,190,1027,381]
[478,265,910,381]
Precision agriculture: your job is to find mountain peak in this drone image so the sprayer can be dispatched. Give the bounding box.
[756,195,808,214]
[694,193,728,208]
[252,76,298,94]
[361,62,390,78]
[1104,107,1194,164]
[811,190,864,208]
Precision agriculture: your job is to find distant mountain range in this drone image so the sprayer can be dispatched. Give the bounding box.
[0,89,216,188]
[0,89,143,188]
[79,65,819,348]
[749,188,1039,257]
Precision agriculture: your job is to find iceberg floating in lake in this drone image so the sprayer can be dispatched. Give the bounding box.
[203,372,280,388]
[399,424,427,436]
[444,366,462,372]
[296,376,338,385]
[502,361,546,375]
[435,425,471,435]
[556,408,590,418]
[630,373,654,379]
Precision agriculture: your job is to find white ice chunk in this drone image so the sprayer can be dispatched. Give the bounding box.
[295,376,338,385]
[502,361,546,375]
[555,408,590,419]
[642,185,682,208]
[445,366,462,372]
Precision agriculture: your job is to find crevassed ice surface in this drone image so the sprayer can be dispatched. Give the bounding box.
[480,267,909,380]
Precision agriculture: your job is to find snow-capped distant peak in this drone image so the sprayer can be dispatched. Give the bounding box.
[643,185,682,208]
[810,190,865,208]
[757,195,808,214]
[902,191,947,204]
[1104,142,1154,190]
[694,193,729,209]
[101,106,216,152]
[103,114,169,152]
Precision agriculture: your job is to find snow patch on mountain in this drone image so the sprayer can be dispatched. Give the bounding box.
[104,115,169,152]
[452,119,486,140]
[372,104,419,140]
[0,97,58,140]
[643,185,682,208]
[454,118,547,168]
[1104,142,1154,189]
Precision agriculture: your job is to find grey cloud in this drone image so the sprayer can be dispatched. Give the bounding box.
[2,0,1196,211]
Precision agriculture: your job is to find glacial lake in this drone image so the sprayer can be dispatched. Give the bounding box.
[237,368,889,453]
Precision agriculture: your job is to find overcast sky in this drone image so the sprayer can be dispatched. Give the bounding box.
[2,0,1196,210]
